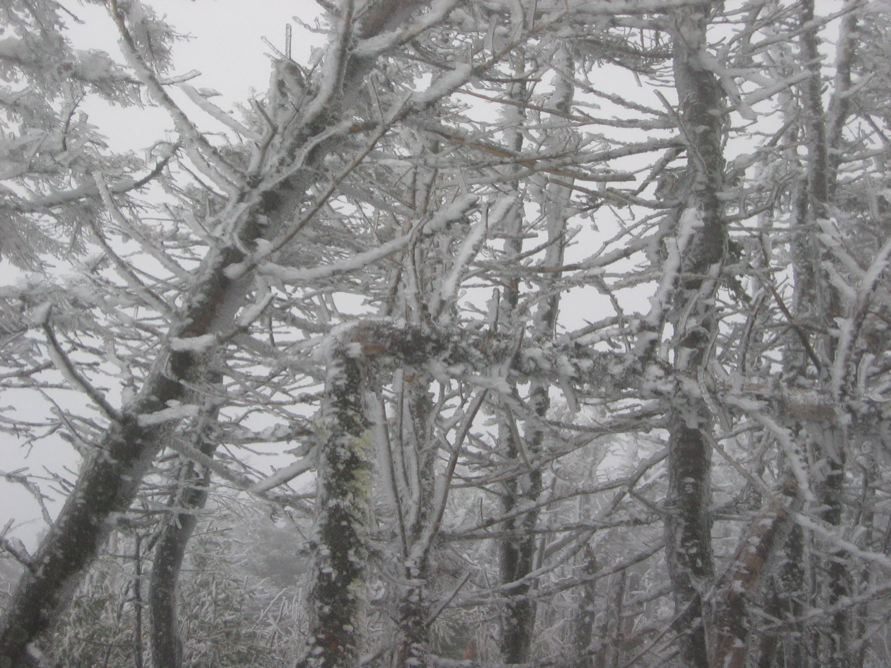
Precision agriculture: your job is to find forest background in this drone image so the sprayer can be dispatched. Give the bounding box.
[1,0,891,667]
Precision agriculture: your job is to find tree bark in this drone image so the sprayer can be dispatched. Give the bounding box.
[149,401,218,668]
[663,5,726,666]
[797,2,850,664]
[712,479,800,668]
[298,343,374,668]
[393,378,436,668]
[297,322,449,668]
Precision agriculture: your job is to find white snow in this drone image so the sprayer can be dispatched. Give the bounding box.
[436,196,514,317]
[250,459,313,493]
[412,63,473,106]
[169,334,217,352]
[137,404,200,426]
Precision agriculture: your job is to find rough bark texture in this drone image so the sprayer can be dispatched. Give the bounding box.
[149,403,218,668]
[394,379,435,668]
[298,346,373,668]
[0,306,230,666]
[298,322,452,668]
[663,5,726,666]
[712,480,799,668]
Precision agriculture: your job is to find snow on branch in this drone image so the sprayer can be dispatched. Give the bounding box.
[256,233,416,284]
[234,194,479,283]
[250,459,314,494]
[830,234,891,399]
[352,0,459,58]
[136,403,200,427]
[3,145,176,214]
[34,303,121,423]
[434,195,516,322]
[313,319,639,397]
[794,512,891,572]
[107,0,241,190]
[412,62,473,106]
[178,84,258,139]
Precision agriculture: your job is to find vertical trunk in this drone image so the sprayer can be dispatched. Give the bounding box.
[607,570,627,668]
[299,323,449,667]
[391,136,440,668]
[394,378,435,668]
[826,2,859,198]
[572,548,598,668]
[663,5,725,666]
[595,570,626,668]
[149,380,220,668]
[798,3,850,664]
[852,462,875,668]
[149,482,193,668]
[133,534,144,668]
[778,524,807,667]
[499,42,576,664]
[298,344,373,668]
[496,52,534,665]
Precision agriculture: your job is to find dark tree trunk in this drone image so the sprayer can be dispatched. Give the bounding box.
[796,2,850,664]
[149,372,220,668]
[394,378,436,668]
[298,323,441,668]
[572,548,598,668]
[662,5,727,666]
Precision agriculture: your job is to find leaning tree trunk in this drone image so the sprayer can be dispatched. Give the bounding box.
[149,388,221,668]
[0,266,246,667]
[712,476,801,668]
[662,5,726,666]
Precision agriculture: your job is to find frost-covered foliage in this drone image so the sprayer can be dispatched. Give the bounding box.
[0,0,162,268]
[3,1,891,667]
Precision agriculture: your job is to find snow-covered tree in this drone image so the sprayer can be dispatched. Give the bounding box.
[3,1,891,667]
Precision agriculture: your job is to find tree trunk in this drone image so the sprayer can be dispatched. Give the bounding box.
[496,52,535,665]
[298,322,443,668]
[572,547,598,668]
[663,5,726,666]
[394,377,436,668]
[796,2,850,663]
[149,403,218,668]
[298,343,374,668]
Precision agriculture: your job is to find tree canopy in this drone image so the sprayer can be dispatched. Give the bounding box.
[2,1,891,667]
